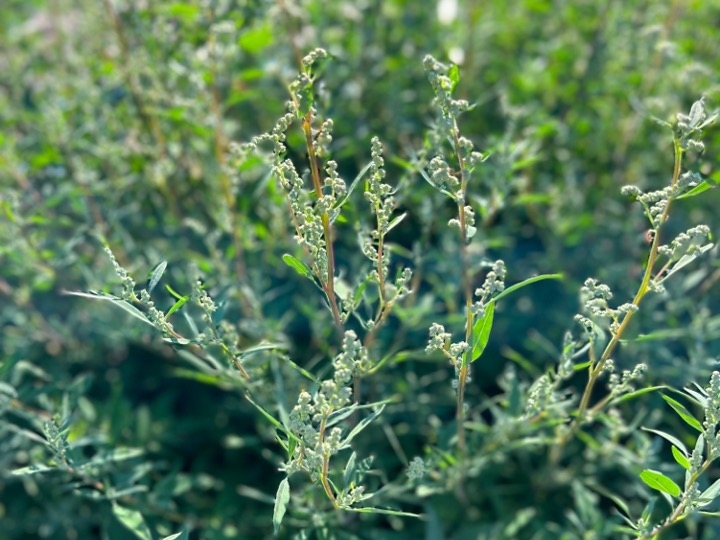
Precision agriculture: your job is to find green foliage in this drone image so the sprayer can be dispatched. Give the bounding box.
[2,1,720,539]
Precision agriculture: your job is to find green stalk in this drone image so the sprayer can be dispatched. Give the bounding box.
[553,138,684,459]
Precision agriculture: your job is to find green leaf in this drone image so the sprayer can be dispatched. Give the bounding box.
[676,179,718,200]
[343,451,358,488]
[641,427,688,455]
[158,3,201,21]
[147,260,167,293]
[112,503,153,540]
[448,64,460,90]
[625,328,687,342]
[492,273,564,303]
[171,368,231,387]
[698,477,720,507]
[585,482,631,519]
[331,161,372,219]
[239,24,274,54]
[282,254,311,278]
[162,336,194,345]
[339,405,385,449]
[642,427,691,470]
[166,295,190,318]
[327,403,359,428]
[344,506,422,518]
[385,212,407,234]
[641,497,656,523]
[639,469,681,497]
[416,162,455,198]
[79,447,145,468]
[353,275,371,307]
[1,198,14,222]
[470,301,495,363]
[244,394,301,445]
[672,446,691,470]
[238,341,286,357]
[273,477,290,536]
[11,464,56,476]
[612,385,666,404]
[659,244,714,283]
[62,290,153,327]
[661,394,703,431]
[165,284,186,300]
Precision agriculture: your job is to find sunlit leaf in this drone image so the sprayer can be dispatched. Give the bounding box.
[282,254,311,278]
[470,301,495,363]
[639,469,681,497]
[661,394,703,431]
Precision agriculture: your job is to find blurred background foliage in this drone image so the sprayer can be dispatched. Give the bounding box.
[1,0,720,538]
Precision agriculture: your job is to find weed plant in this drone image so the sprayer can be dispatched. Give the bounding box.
[2,1,720,539]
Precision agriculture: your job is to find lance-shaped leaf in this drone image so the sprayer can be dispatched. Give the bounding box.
[147,260,167,293]
[282,254,311,278]
[470,301,495,363]
[661,394,703,432]
[639,469,681,497]
[273,477,291,535]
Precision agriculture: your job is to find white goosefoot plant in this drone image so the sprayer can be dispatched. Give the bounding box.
[65,50,719,538]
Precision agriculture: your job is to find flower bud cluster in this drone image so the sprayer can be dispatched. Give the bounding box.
[621,184,673,227]
[658,225,711,260]
[472,260,506,316]
[578,278,638,334]
[428,156,460,193]
[324,160,346,199]
[423,54,470,127]
[523,332,579,419]
[676,98,715,151]
[365,137,395,238]
[105,247,136,300]
[43,417,68,464]
[448,205,477,241]
[406,456,427,480]
[314,119,334,158]
[426,323,470,386]
[608,363,647,398]
[704,371,720,460]
[361,137,413,306]
[302,48,328,70]
[285,331,367,479]
[524,374,552,418]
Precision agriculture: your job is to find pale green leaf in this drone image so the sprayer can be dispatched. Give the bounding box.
[642,427,688,454]
[493,273,564,303]
[273,478,290,535]
[147,260,167,293]
[699,478,720,507]
[112,503,152,540]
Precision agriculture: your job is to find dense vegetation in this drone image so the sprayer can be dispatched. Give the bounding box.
[2,1,720,539]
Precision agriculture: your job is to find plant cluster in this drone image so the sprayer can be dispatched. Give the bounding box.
[2,1,720,539]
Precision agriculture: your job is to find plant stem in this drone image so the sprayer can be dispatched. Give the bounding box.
[300,113,343,329]
[452,128,473,459]
[317,415,338,506]
[554,139,684,458]
[641,458,714,539]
